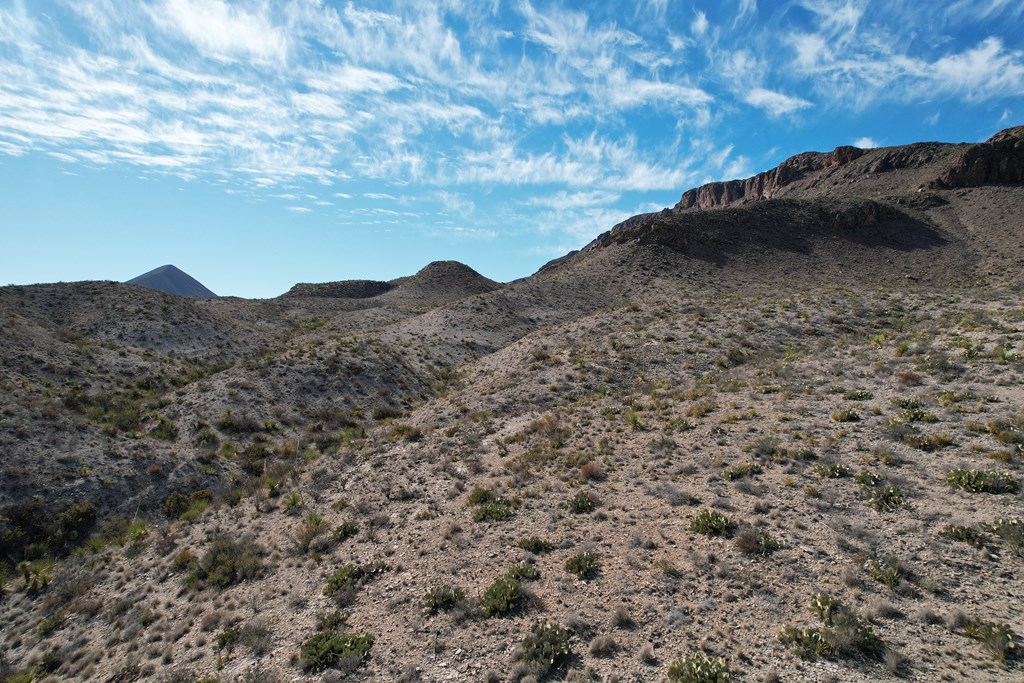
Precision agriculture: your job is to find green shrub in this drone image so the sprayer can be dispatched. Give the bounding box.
[945,469,1020,494]
[902,433,954,451]
[371,405,405,421]
[481,576,521,616]
[506,561,540,582]
[866,557,909,589]
[466,486,496,506]
[517,536,554,553]
[149,415,178,441]
[332,520,359,543]
[422,585,466,615]
[939,524,987,548]
[187,538,264,589]
[162,490,213,520]
[473,500,514,522]
[565,551,599,580]
[813,463,850,478]
[854,471,905,512]
[722,462,761,481]
[299,631,373,672]
[323,562,386,598]
[689,510,737,537]
[779,593,884,660]
[666,652,731,682]
[962,619,1018,665]
[567,491,596,514]
[518,621,570,670]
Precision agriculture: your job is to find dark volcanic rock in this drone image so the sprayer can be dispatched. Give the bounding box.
[283,279,393,298]
[930,126,1024,189]
[126,264,216,298]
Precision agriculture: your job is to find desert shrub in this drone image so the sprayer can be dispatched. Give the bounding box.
[831,409,860,423]
[517,536,554,554]
[149,415,178,441]
[813,463,850,478]
[299,631,373,672]
[518,621,571,671]
[422,585,466,615]
[689,510,737,537]
[866,557,909,589]
[988,518,1024,556]
[945,469,1020,494]
[467,488,515,522]
[843,389,873,401]
[481,576,521,616]
[506,561,540,582]
[216,409,262,434]
[187,538,264,589]
[854,471,905,512]
[467,486,496,506]
[473,501,514,522]
[939,525,987,548]
[902,433,954,451]
[665,652,731,682]
[387,424,422,442]
[722,462,761,481]
[779,593,884,661]
[332,520,359,543]
[734,528,783,556]
[565,552,599,580]
[579,462,606,481]
[292,512,326,554]
[962,619,1018,665]
[371,405,405,421]
[567,491,596,514]
[323,562,386,598]
[162,490,213,520]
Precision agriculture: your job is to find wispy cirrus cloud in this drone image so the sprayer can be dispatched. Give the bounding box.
[0,0,1022,264]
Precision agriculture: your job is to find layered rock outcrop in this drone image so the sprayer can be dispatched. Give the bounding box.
[675,146,866,210]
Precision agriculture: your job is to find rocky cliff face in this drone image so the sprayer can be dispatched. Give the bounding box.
[675,146,866,210]
[930,126,1024,189]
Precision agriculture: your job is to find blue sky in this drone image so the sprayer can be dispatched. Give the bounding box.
[0,0,1021,298]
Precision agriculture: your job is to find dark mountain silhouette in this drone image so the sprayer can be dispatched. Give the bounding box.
[126,264,217,298]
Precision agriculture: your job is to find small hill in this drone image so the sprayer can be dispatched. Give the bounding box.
[282,260,501,307]
[126,264,217,298]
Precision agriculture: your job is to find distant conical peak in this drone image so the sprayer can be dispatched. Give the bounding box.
[126,264,217,298]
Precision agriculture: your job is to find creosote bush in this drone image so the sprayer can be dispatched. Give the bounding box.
[183,537,264,590]
[481,575,521,617]
[517,536,554,553]
[666,652,731,682]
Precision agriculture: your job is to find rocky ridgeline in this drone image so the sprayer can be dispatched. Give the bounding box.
[675,146,866,210]
[930,125,1024,189]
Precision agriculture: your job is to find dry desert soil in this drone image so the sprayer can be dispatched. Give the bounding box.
[1,127,1023,683]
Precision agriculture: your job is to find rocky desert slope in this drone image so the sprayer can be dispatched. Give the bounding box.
[1,127,1022,682]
